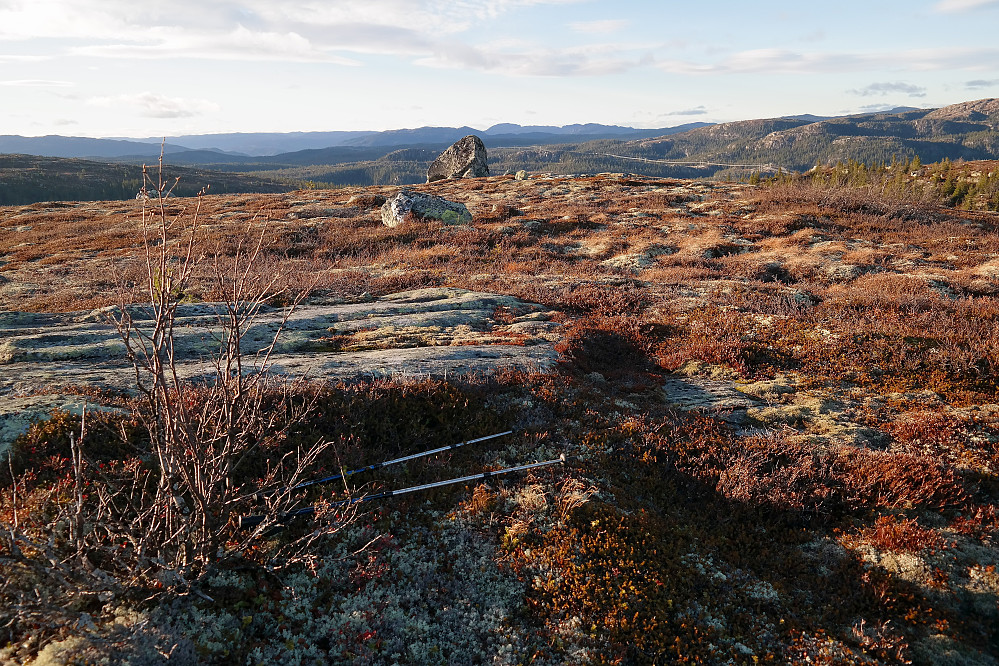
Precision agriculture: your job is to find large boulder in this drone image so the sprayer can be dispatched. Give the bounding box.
[426,135,489,183]
[381,190,472,228]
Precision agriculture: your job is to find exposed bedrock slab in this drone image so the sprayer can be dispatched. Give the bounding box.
[0,288,558,451]
[662,377,759,424]
[663,377,759,410]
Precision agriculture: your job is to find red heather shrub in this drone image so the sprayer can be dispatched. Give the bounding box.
[555,316,659,379]
[835,449,970,512]
[950,504,999,539]
[704,434,969,517]
[885,411,962,453]
[859,515,951,554]
[714,436,841,514]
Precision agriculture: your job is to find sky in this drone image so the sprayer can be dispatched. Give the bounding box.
[1,0,999,138]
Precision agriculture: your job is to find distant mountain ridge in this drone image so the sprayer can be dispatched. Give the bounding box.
[116,131,381,156]
[2,100,998,187]
[603,98,999,174]
[0,154,290,206]
[0,135,194,159]
[1,122,713,159]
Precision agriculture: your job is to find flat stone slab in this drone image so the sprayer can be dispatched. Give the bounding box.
[0,288,558,452]
[662,377,759,421]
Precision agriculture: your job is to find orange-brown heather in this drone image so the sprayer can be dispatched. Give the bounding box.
[2,169,998,664]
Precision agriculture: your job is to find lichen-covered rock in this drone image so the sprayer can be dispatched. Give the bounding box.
[381,190,472,228]
[0,289,556,447]
[427,135,489,183]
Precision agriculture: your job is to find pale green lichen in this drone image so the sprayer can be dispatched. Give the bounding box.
[143,519,534,665]
[439,209,471,225]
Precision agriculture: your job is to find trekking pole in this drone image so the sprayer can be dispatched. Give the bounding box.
[242,430,514,501]
[238,454,565,530]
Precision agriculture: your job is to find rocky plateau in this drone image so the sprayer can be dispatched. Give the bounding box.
[2,169,999,664]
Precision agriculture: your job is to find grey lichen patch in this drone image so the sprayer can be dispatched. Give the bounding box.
[736,376,799,403]
[747,403,815,428]
[319,324,531,352]
[600,244,677,274]
[674,359,741,381]
[744,391,886,449]
[910,634,999,666]
[0,395,126,457]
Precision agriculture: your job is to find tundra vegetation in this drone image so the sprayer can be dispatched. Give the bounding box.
[0,161,998,664]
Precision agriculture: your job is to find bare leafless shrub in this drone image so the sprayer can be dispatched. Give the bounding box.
[816,186,938,223]
[0,157,356,652]
[101,159,347,572]
[755,179,938,225]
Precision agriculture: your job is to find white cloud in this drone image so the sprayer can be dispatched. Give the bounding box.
[966,78,999,88]
[87,92,220,118]
[934,0,999,12]
[415,40,647,77]
[849,81,927,97]
[0,0,137,40]
[663,106,709,116]
[856,103,923,112]
[657,46,999,75]
[0,78,72,86]
[0,0,596,72]
[0,0,585,41]
[569,19,629,34]
[0,54,49,62]
[71,25,359,64]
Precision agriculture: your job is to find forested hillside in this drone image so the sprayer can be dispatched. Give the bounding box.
[0,155,290,205]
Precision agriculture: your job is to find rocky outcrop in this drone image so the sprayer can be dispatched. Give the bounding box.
[0,288,559,453]
[381,190,472,228]
[427,135,489,183]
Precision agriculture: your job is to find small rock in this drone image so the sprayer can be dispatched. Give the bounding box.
[491,203,522,217]
[790,290,820,306]
[381,190,472,228]
[823,263,863,281]
[346,193,387,208]
[427,135,489,183]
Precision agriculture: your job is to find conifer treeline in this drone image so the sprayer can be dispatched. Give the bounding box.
[756,157,999,212]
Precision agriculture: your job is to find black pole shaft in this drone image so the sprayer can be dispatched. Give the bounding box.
[238,455,564,530]
[244,430,514,501]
